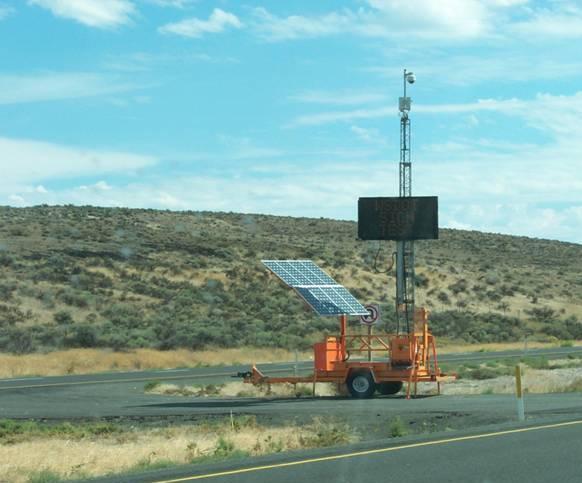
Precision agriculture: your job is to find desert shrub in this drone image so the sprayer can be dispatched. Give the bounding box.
[0,304,27,324]
[540,316,582,340]
[389,417,408,437]
[469,366,511,380]
[300,419,351,447]
[415,273,429,288]
[485,273,499,285]
[430,311,523,343]
[0,281,16,301]
[99,331,132,351]
[485,290,502,302]
[521,357,549,370]
[0,252,14,267]
[525,306,556,323]
[565,317,582,339]
[101,303,145,329]
[57,288,91,308]
[448,279,468,295]
[499,284,515,297]
[0,327,34,354]
[65,324,99,348]
[54,310,74,325]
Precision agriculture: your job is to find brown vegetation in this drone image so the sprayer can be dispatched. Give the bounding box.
[1,205,581,357]
[0,347,310,378]
[0,417,354,482]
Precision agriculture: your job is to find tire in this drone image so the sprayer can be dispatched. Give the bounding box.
[376,381,403,396]
[347,371,375,398]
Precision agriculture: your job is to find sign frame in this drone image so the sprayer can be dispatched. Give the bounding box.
[358,195,438,241]
[360,304,380,326]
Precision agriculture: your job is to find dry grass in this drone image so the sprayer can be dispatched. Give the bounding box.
[1,341,578,380]
[0,419,354,482]
[437,340,580,354]
[0,348,310,379]
[146,381,338,398]
[432,364,582,396]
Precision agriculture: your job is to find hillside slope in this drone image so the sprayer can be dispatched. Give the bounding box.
[0,205,581,353]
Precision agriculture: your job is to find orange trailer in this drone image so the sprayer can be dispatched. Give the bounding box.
[241,307,454,399]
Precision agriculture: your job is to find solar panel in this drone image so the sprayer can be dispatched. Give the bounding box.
[262,260,369,317]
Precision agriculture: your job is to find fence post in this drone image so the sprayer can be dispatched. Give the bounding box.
[515,365,525,421]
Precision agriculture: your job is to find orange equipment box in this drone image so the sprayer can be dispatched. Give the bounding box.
[314,337,341,371]
[390,336,413,366]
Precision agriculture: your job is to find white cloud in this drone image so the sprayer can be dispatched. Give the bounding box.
[485,0,528,6]
[215,135,283,160]
[292,106,392,127]
[511,3,582,39]
[0,4,14,19]
[5,155,581,242]
[9,194,25,205]
[290,90,387,106]
[0,136,156,189]
[366,0,491,38]
[368,53,582,86]
[350,125,385,144]
[145,0,194,7]
[28,0,136,29]
[251,0,529,42]
[0,72,137,105]
[103,51,238,72]
[252,7,354,41]
[159,8,242,38]
[77,181,113,191]
[290,96,531,126]
[94,181,113,191]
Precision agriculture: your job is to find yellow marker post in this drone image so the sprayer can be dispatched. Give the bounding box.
[515,365,525,421]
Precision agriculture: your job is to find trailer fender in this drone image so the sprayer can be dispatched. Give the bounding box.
[345,367,377,383]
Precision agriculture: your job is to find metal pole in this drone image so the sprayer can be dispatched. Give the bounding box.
[367,325,372,362]
[339,314,347,361]
[396,68,415,334]
[515,365,525,421]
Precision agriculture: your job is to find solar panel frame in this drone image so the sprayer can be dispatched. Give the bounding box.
[262,260,337,287]
[295,286,369,316]
[262,260,369,317]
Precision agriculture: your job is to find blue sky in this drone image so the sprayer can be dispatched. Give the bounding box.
[1,0,582,243]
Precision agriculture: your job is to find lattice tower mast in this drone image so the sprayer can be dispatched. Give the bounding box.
[396,69,416,333]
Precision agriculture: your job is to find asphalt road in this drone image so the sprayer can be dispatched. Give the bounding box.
[1,346,581,482]
[89,418,582,483]
[0,345,581,421]
[1,345,581,392]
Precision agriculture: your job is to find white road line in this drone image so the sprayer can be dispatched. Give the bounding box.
[0,377,45,383]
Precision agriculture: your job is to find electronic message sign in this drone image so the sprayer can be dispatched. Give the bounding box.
[358,196,438,241]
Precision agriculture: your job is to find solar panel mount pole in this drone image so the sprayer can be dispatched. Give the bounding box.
[397,69,416,334]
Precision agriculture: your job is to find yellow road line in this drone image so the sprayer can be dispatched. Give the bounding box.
[155,419,582,482]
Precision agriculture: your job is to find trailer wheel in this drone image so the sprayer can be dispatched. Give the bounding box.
[376,381,403,396]
[347,371,375,398]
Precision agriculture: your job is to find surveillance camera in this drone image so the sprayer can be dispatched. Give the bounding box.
[406,73,416,84]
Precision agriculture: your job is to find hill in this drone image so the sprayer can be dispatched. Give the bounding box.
[0,205,581,354]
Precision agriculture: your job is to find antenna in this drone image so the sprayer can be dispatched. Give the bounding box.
[396,68,416,334]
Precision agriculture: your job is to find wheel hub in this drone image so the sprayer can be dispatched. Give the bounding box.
[352,375,370,393]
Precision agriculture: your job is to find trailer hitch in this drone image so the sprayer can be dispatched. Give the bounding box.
[233,371,253,379]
